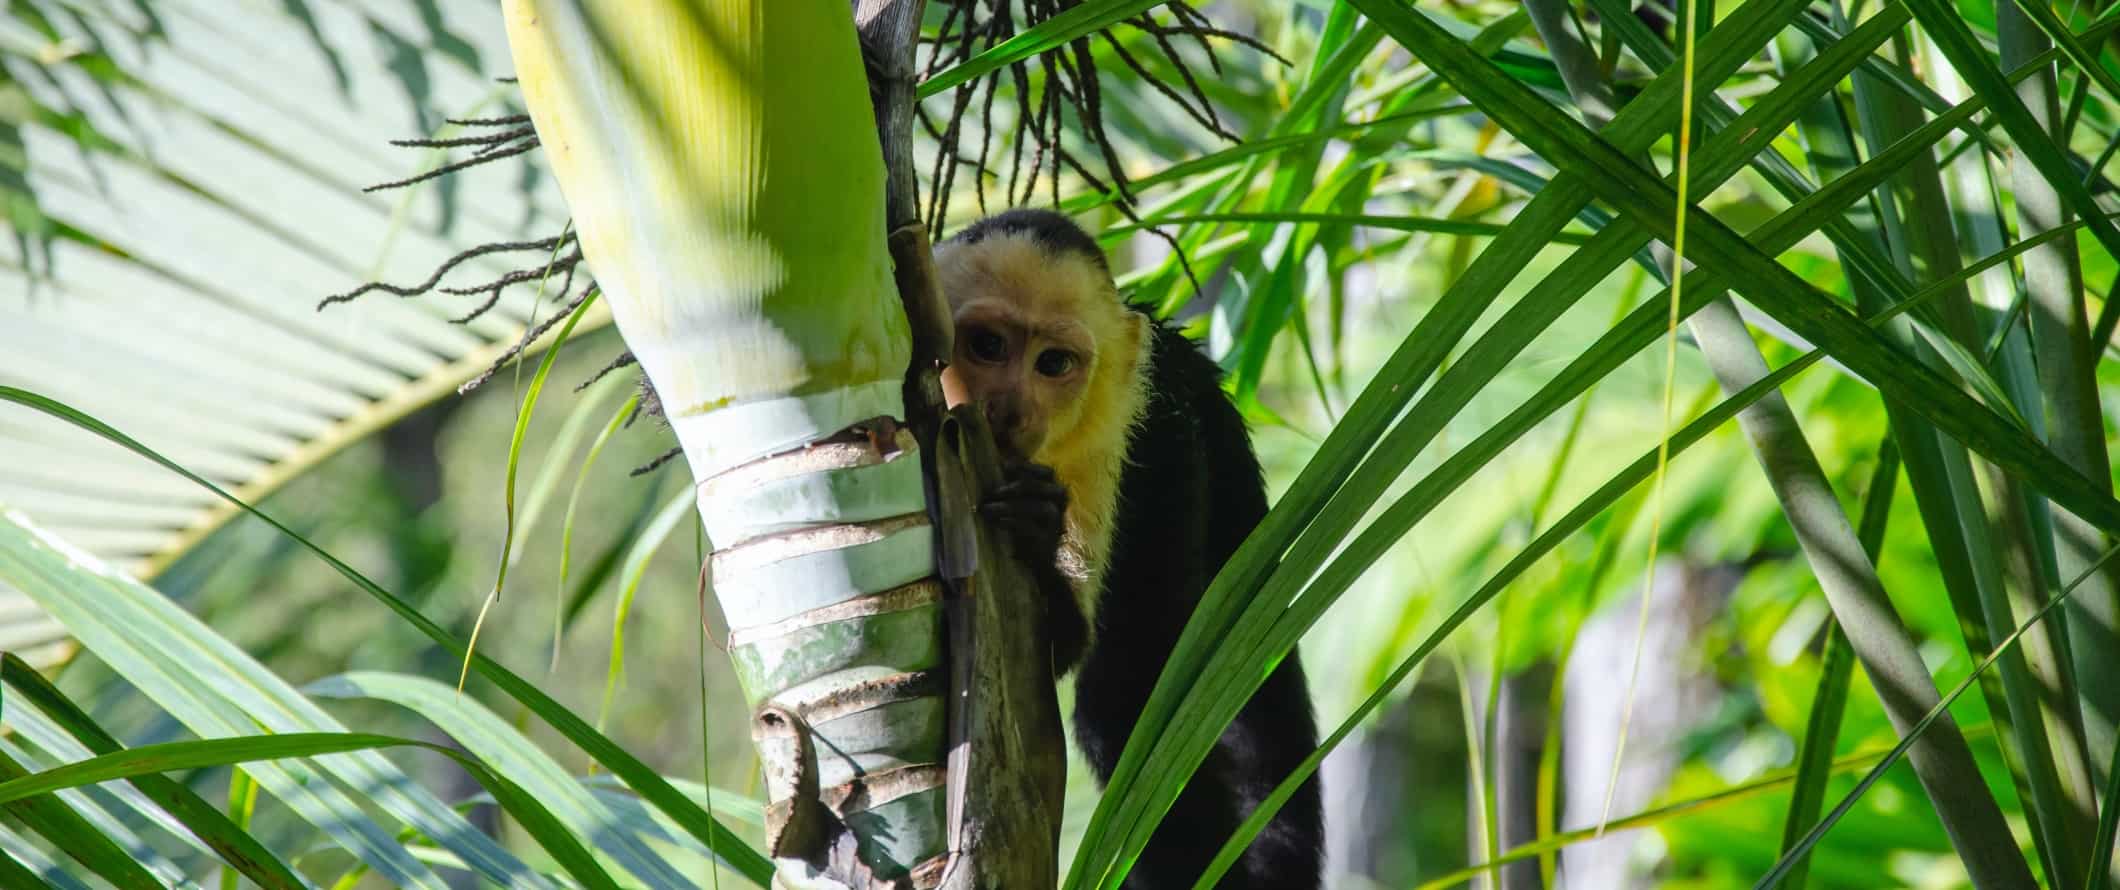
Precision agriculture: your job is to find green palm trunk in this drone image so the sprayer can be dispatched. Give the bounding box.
[505,1,945,884]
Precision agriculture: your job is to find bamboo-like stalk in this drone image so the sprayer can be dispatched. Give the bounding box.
[1783,11,2043,843]
[1522,2,2036,885]
[1996,0,2120,821]
[1919,22,2101,883]
[503,2,946,886]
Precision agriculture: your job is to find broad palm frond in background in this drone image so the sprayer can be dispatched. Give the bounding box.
[0,0,596,665]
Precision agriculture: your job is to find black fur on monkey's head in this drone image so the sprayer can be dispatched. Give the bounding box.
[946,208,1111,275]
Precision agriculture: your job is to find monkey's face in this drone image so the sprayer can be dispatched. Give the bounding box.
[935,239,1114,462]
[940,299,1094,460]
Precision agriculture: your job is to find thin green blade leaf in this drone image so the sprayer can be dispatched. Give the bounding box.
[0,385,774,885]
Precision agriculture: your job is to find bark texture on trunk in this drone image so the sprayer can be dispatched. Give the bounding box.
[506,2,1064,886]
[857,4,1068,886]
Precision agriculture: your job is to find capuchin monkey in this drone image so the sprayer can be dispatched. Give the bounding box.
[934,209,1323,890]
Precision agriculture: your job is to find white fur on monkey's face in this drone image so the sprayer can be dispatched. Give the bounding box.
[935,235,1123,462]
[932,223,1153,624]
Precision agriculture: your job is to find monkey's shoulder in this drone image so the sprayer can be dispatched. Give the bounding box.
[1130,311,1243,423]
[1107,310,1268,550]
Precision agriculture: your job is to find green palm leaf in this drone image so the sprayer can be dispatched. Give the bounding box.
[0,0,607,667]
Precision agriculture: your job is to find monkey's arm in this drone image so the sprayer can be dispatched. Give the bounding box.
[981,460,1090,674]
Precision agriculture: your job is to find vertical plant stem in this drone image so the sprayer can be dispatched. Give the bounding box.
[1998,0,2120,819]
[2092,736,2120,890]
[1894,23,2099,883]
[1524,2,2036,883]
[1795,7,2038,821]
[1776,440,1898,890]
[505,2,946,884]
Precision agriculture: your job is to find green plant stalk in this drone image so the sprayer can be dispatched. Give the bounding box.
[1592,0,1699,832]
[1774,440,1897,890]
[552,391,642,671]
[222,769,260,890]
[597,488,695,734]
[694,514,725,890]
[1759,541,2120,889]
[485,225,581,603]
[1450,652,1499,885]
[1534,364,1656,888]
[514,362,633,577]
[1424,725,2006,890]
[503,1,944,882]
[1471,299,1631,884]
[2092,736,2120,890]
[1999,0,2120,810]
[1891,25,2099,884]
[463,288,601,691]
[1782,5,2037,855]
[1541,0,2041,879]
[1777,624,1853,889]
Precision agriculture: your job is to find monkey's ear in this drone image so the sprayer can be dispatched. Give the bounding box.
[1119,310,1151,368]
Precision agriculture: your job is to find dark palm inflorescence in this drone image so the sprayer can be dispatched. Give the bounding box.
[315,103,604,401]
[317,6,1273,468]
[919,1,1284,290]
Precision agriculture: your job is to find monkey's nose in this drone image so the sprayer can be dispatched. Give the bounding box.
[983,400,1015,431]
[983,402,1027,453]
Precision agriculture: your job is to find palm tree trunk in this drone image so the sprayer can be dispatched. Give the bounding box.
[505,1,936,884]
[503,2,1064,887]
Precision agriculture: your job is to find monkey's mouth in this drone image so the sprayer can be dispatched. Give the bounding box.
[990,437,1031,463]
[991,426,1049,464]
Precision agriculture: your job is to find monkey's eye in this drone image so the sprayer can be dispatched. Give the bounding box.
[966,328,1009,363]
[1034,349,1078,378]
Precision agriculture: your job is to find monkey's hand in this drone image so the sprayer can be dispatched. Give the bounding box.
[982,460,1066,557]
[980,461,1089,675]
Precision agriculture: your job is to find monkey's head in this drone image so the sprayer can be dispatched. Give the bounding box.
[934,209,1149,463]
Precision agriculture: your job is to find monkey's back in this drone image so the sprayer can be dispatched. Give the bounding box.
[1071,313,1324,890]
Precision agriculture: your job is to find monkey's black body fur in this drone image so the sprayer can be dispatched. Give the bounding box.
[954,208,1322,890]
[1070,316,1324,890]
